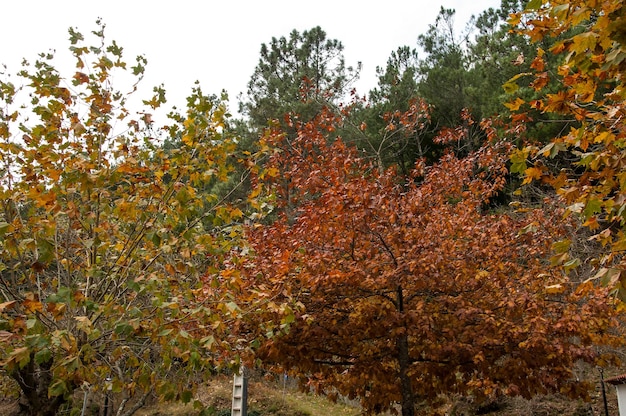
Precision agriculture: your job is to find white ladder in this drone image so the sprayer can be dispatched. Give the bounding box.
[231,367,248,416]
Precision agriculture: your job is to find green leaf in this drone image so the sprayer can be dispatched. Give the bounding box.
[563,258,581,273]
[46,286,72,304]
[225,301,239,313]
[114,322,134,336]
[34,348,52,365]
[551,239,571,253]
[0,222,11,237]
[67,27,84,45]
[594,267,621,287]
[584,198,603,219]
[526,0,542,10]
[127,279,141,293]
[158,328,173,337]
[201,335,215,349]
[37,238,54,263]
[189,351,201,368]
[510,148,529,174]
[106,40,123,57]
[181,389,193,403]
[60,355,81,372]
[519,222,538,234]
[48,379,68,397]
[25,334,49,349]
[146,231,161,246]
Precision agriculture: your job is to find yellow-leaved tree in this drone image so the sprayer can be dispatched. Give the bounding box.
[0,21,276,416]
[508,0,626,300]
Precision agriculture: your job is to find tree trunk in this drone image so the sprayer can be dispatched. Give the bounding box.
[396,285,416,416]
[397,333,415,416]
[13,355,68,416]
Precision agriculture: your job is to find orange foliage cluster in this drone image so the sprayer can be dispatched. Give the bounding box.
[230,106,622,415]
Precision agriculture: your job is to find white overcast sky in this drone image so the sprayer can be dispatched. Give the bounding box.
[1,0,501,116]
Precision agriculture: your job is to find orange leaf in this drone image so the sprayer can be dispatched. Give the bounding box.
[22,299,43,314]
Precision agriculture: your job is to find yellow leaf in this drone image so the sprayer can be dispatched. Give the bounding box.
[4,347,30,369]
[503,72,532,94]
[47,302,66,320]
[522,167,543,184]
[74,316,93,335]
[231,208,243,219]
[594,131,614,144]
[248,186,261,200]
[571,32,598,56]
[504,97,525,111]
[181,134,194,146]
[54,331,77,352]
[48,169,62,181]
[503,81,519,94]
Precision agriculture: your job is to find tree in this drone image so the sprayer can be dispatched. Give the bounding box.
[507,0,626,300]
[412,7,500,162]
[0,22,266,415]
[469,1,533,119]
[414,2,568,153]
[353,47,436,172]
[231,106,621,415]
[369,46,420,109]
[417,7,472,128]
[239,26,360,135]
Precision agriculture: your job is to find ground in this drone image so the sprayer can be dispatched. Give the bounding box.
[133,374,359,416]
[133,373,620,416]
[0,371,621,415]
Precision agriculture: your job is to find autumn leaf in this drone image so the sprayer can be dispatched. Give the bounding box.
[22,299,43,314]
[545,283,565,294]
[523,166,544,184]
[72,72,89,85]
[504,97,525,111]
[0,301,17,312]
[230,104,620,415]
[74,316,92,335]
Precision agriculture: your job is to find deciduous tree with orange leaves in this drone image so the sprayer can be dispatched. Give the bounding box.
[235,106,622,415]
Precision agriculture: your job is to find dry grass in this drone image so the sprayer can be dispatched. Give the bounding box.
[135,375,360,416]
